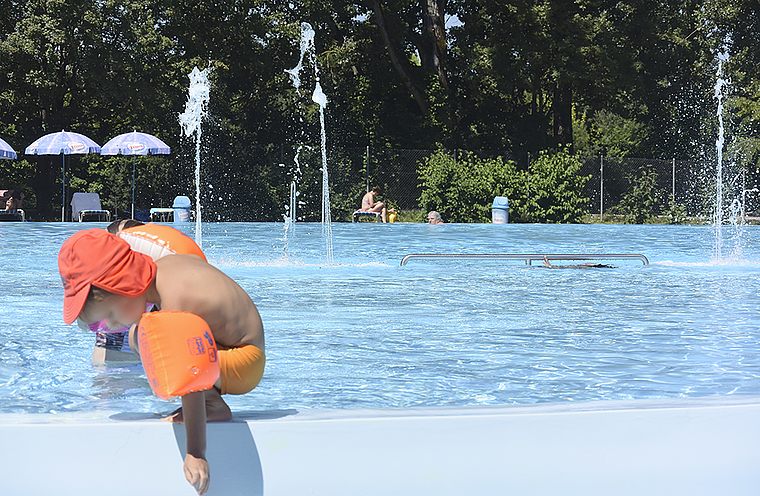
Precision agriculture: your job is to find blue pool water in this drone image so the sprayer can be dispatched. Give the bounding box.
[1,222,759,416]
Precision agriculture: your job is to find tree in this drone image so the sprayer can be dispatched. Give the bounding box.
[0,0,180,219]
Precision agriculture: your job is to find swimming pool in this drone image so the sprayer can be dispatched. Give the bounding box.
[1,221,758,415]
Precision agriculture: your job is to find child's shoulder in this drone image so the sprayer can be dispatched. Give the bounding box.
[156,253,208,266]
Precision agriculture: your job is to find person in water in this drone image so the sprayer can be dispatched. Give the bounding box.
[86,219,206,366]
[427,211,444,225]
[541,255,614,269]
[59,229,265,495]
[360,186,388,222]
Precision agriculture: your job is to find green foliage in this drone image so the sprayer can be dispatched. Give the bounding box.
[0,1,759,220]
[664,196,688,225]
[418,149,522,223]
[615,165,662,224]
[397,209,426,223]
[574,109,650,158]
[521,148,591,223]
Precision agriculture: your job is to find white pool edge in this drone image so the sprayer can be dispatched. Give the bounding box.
[3,395,759,495]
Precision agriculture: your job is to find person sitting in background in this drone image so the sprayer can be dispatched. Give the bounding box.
[360,186,388,222]
[427,211,444,225]
[4,189,23,211]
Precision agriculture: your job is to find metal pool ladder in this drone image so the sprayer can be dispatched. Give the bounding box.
[400,253,649,266]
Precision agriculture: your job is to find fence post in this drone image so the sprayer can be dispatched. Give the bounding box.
[526,151,531,201]
[600,154,604,220]
[366,145,370,193]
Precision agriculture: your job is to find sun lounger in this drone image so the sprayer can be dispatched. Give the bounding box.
[149,208,174,222]
[0,209,24,221]
[352,210,382,222]
[71,192,111,222]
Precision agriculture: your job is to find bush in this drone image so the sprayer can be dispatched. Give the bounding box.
[615,165,661,224]
[522,148,590,223]
[417,150,522,223]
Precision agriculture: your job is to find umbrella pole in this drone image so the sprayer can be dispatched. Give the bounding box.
[132,155,136,219]
[61,154,65,222]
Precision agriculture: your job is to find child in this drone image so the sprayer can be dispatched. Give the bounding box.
[58,229,265,495]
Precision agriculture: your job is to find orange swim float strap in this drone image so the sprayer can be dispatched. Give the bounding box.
[137,311,220,400]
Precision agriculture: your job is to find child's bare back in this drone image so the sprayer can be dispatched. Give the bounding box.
[152,254,264,352]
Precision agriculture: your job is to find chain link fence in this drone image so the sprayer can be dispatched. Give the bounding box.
[338,147,757,219]
[273,145,758,221]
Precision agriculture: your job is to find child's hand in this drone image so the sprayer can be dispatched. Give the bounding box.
[184,453,210,495]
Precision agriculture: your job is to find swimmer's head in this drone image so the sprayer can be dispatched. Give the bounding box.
[58,229,156,324]
[428,211,442,224]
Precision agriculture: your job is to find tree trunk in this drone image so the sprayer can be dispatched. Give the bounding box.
[372,0,429,116]
[553,81,573,152]
[32,156,57,220]
[420,0,449,91]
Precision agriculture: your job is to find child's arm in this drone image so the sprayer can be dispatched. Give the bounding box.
[182,391,210,495]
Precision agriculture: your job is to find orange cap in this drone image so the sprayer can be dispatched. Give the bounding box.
[58,229,157,324]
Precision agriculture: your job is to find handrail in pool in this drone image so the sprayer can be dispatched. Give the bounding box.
[400,253,649,266]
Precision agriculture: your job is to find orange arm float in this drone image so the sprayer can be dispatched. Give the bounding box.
[120,223,206,261]
[137,311,220,400]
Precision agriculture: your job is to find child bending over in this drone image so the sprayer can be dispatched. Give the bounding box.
[58,229,265,495]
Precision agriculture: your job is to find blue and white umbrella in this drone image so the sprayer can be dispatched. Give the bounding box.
[0,137,17,160]
[25,130,101,221]
[101,131,171,219]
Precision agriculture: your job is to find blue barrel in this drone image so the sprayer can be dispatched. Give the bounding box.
[172,196,192,223]
[491,196,509,224]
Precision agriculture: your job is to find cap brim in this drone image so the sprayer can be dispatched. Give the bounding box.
[63,283,90,325]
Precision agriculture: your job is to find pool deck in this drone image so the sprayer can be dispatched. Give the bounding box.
[2,395,759,495]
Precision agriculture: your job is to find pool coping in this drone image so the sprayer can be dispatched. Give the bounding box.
[3,393,757,423]
[2,395,759,495]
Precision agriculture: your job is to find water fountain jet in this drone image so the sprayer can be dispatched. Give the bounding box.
[178,66,212,248]
[286,23,333,264]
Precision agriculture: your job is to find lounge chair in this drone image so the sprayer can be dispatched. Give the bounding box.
[149,208,174,222]
[0,210,24,221]
[71,192,111,222]
[352,210,382,222]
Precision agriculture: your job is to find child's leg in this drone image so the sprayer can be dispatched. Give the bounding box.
[164,344,264,423]
[217,344,266,395]
[164,388,231,423]
[203,387,232,421]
